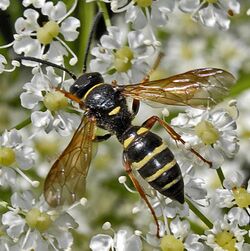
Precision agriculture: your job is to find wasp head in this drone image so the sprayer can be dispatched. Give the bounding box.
[70,72,104,99]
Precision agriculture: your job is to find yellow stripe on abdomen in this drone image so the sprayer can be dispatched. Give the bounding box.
[132,143,167,171]
[161,175,182,191]
[123,135,135,149]
[145,159,177,182]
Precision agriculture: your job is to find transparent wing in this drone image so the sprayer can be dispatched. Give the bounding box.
[120,68,236,108]
[44,116,96,207]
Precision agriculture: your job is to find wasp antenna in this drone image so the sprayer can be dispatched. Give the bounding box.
[16,56,77,80]
[82,12,103,73]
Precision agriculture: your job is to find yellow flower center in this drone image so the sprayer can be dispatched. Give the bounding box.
[43,91,68,111]
[35,137,59,157]
[181,46,193,59]
[0,147,16,166]
[206,0,218,3]
[37,20,60,45]
[215,231,236,251]
[114,46,134,72]
[136,0,152,8]
[195,120,219,145]
[233,187,250,208]
[160,235,184,251]
[26,208,52,232]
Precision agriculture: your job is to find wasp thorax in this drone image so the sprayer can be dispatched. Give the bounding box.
[37,21,60,45]
[195,120,219,145]
[43,91,68,111]
[0,147,16,166]
[114,46,134,72]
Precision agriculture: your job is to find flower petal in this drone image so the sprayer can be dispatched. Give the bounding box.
[90,234,113,251]
[60,17,80,41]
[42,1,66,21]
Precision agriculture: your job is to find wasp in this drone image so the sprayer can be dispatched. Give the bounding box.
[18,13,236,238]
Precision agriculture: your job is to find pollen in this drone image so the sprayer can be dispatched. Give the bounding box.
[160,235,184,251]
[37,20,60,45]
[43,91,68,111]
[232,187,250,208]
[207,0,218,4]
[136,0,152,8]
[195,120,219,145]
[215,230,236,251]
[114,46,134,72]
[0,147,16,166]
[26,208,52,232]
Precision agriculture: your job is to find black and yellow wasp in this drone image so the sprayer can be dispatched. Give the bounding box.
[18,13,236,238]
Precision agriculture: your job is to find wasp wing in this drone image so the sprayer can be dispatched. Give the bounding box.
[120,68,236,108]
[44,116,96,207]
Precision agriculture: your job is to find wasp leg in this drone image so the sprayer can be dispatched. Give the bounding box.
[55,88,85,108]
[132,99,140,118]
[140,52,165,83]
[93,134,112,142]
[142,116,212,167]
[123,155,161,238]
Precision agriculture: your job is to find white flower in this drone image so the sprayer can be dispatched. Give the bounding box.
[0,129,35,188]
[0,55,19,74]
[215,173,250,226]
[1,191,78,250]
[202,216,248,250]
[0,55,7,74]
[171,107,239,168]
[0,0,10,10]
[209,32,249,75]
[178,0,240,30]
[105,0,175,30]
[154,217,204,251]
[162,36,209,74]
[90,26,155,84]
[22,0,46,8]
[90,229,142,251]
[20,66,80,136]
[13,0,80,66]
[184,175,208,202]
[124,0,175,30]
[171,217,204,251]
[90,234,113,251]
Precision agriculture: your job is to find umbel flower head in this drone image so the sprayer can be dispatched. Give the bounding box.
[171,106,239,168]
[1,191,78,250]
[0,129,35,189]
[178,0,240,30]
[90,26,155,84]
[13,0,80,66]
[20,66,80,136]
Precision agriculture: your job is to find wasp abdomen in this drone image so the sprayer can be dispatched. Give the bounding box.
[123,126,184,204]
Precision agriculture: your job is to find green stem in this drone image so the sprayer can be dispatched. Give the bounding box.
[10,106,47,132]
[185,197,213,229]
[97,1,111,27]
[216,167,225,187]
[12,117,31,131]
[77,1,95,72]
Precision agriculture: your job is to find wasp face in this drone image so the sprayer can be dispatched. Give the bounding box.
[70,72,104,99]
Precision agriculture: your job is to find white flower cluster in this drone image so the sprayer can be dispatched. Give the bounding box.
[0,0,249,250]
